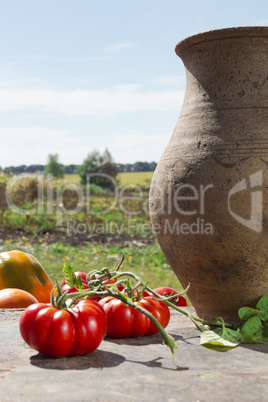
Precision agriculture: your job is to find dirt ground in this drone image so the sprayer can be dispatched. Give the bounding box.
[0,227,155,248]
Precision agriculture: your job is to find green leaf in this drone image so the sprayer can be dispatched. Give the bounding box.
[200,327,242,349]
[241,334,261,344]
[240,316,263,338]
[238,307,260,321]
[258,309,268,321]
[240,321,268,344]
[76,274,83,291]
[256,295,268,321]
[62,261,76,287]
[241,332,268,344]
[263,322,268,338]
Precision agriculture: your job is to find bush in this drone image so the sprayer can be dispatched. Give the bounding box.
[45,154,65,179]
[78,149,119,189]
[86,183,107,194]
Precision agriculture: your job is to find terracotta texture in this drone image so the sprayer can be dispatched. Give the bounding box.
[149,27,268,322]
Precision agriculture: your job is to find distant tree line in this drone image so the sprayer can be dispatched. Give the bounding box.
[1,161,156,175]
[117,161,157,172]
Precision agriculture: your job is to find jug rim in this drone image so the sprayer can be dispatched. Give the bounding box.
[175,26,268,56]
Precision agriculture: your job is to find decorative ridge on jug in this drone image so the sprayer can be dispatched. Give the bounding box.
[175,26,268,56]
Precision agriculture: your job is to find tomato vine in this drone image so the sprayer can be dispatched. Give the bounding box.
[59,256,268,356]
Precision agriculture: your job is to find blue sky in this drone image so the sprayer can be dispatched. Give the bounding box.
[0,0,267,168]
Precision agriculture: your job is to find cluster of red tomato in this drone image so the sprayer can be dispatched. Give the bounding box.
[19,270,187,358]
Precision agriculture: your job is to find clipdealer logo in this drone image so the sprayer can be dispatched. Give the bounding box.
[228,170,263,233]
[151,170,264,235]
[3,170,264,235]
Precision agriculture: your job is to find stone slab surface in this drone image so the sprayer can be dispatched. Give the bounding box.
[1,307,268,401]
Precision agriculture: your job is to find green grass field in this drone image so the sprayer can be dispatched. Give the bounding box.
[64,172,154,188]
[1,239,187,299]
[117,172,154,188]
[64,174,81,184]
[0,170,190,302]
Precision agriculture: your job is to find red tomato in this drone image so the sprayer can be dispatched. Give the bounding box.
[99,296,150,338]
[98,296,170,338]
[69,299,107,356]
[139,296,170,335]
[19,299,107,358]
[153,287,188,307]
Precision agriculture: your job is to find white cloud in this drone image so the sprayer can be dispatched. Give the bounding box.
[71,55,110,62]
[19,55,49,61]
[0,87,184,116]
[0,127,83,167]
[0,127,70,140]
[0,127,71,165]
[103,131,171,164]
[0,125,173,167]
[114,84,142,91]
[105,42,137,54]
[146,75,186,89]
[72,42,138,62]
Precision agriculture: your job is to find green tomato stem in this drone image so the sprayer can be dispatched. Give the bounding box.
[146,287,233,330]
[61,263,231,357]
[56,285,178,361]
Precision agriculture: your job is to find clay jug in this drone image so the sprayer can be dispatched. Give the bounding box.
[149,27,268,322]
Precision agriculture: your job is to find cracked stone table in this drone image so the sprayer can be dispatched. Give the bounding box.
[1,307,268,401]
